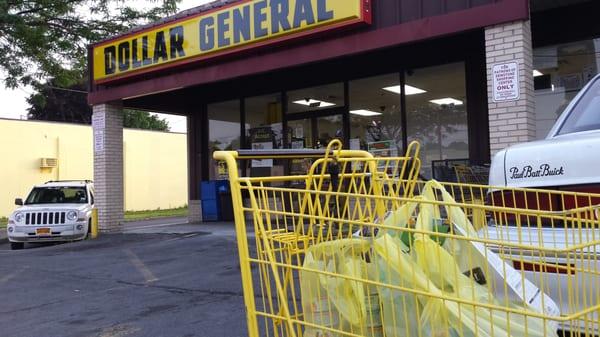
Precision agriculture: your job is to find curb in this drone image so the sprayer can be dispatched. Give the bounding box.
[1,228,9,244]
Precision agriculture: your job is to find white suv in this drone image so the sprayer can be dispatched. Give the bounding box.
[6,181,95,250]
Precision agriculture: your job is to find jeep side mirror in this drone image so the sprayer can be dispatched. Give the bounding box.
[15,198,23,206]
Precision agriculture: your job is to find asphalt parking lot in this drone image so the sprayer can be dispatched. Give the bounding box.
[0,222,251,337]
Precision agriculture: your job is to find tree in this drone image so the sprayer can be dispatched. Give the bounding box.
[27,79,170,131]
[123,109,169,131]
[0,0,180,89]
[27,78,91,123]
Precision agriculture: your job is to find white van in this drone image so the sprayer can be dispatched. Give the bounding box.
[488,74,600,333]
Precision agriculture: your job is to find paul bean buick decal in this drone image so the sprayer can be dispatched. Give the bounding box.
[509,164,565,179]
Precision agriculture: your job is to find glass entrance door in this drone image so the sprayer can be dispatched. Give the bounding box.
[288,118,312,149]
[287,114,344,149]
[316,115,344,148]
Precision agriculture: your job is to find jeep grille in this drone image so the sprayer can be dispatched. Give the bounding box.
[25,212,66,225]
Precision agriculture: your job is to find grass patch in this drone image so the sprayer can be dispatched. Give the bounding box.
[0,217,7,229]
[124,206,188,222]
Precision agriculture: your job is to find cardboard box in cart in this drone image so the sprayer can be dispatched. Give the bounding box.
[452,223,560,329]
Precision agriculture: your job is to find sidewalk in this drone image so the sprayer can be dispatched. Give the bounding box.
[0,217,247,245]
[123,218,249,238]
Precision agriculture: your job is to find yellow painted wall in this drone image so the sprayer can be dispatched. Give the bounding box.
[0,118,188,218]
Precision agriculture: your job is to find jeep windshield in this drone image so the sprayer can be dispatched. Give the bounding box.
[25,187,88,205]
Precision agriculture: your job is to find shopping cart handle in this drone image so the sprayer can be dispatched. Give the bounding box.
[235,149,334,159]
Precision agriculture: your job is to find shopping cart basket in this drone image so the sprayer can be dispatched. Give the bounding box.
[214,141,600,337]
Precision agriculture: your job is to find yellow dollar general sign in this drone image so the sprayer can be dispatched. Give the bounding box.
[92,0,371,83]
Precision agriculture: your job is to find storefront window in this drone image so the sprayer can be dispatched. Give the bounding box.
[245,93,283,149]
[349,73,402,154]
[287,83,344,114]
[405,63,469,178]
[316,114,344,148]
[208,100,241,180]
[534,38,600,139]
[244,94,284,176]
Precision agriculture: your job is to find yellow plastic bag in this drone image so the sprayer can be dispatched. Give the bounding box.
[374,233,437,337]
[372,197,434,337]
[300,239,372,336]
[420,181,559,329]
[374,180,558,337]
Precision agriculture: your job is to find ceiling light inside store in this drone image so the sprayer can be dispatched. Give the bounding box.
[293,99,335,108]
[383,85,427,95]
[533,70,544,77]
[430,98,463,106]
[350,109,382,117]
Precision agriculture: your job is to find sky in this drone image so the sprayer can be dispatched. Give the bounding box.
[0,0,214,133]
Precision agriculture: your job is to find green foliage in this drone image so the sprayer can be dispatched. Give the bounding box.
[27,78,91,123]
[0,217,7,228]
[0,0,181,88]
[124,109,170,131]
[27,79,170,131]
[124,206,188,222]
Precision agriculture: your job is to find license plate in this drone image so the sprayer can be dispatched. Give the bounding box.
[36,228,51,236]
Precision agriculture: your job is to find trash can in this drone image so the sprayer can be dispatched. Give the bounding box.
[218,183,234,221]
[201,181,228,221]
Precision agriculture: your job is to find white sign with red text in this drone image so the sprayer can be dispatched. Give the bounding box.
[492,62,520,102]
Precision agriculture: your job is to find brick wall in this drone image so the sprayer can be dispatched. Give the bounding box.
[188,200,202,223]
[485,20,535,155]
[92,104,124,233]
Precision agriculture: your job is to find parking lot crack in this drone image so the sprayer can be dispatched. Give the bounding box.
[115,280,245,297]
[0,299,66,315]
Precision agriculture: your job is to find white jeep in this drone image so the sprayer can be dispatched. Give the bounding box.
[6,180,95,250]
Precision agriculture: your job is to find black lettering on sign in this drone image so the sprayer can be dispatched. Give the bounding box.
[233,6,251,44]
[104,46,117,75]
[199,17,215,51]
[509,164,565,180]
[271,0,291,34]
[132,38,142,69]
[317,0,334,22]
[217,11,231,48]
[118,42,130,72]
[254,0,268,38]
[293,0,315,28]
[169,26,185,59]
[142,36,153,66]
[153,31,168,63]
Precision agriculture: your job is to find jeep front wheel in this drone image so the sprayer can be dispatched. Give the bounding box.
[10,242,24,250]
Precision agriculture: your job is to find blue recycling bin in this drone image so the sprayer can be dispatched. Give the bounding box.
[201,181,229,221]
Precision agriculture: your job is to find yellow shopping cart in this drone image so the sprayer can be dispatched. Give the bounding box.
[215,141,600,337]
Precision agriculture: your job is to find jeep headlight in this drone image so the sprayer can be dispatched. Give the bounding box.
[67,211,78,221]
[14,212,24,223]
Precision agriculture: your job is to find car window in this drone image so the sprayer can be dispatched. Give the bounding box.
[558,79,600,135]
[26,187,88,205]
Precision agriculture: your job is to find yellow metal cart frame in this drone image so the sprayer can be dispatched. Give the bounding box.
[215,141,600,337]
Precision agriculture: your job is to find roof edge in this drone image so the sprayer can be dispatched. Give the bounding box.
[91,0,239,47]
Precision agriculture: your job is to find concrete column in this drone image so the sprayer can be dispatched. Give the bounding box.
[485,20,535,155]
[92,103,124,233]
[187,114,202,223]
[189,200,202,223]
